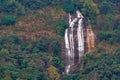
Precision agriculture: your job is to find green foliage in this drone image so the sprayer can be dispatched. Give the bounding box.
[0,34,64,80]
[106,0,120,4]
[64,53,120,80]
[0,0,25,16]
[52,57,64,73]
[54,19,68,36]
[17,0,62,10]
[47,65,60,80]
[0,49,9,54]
[3,15,16,25]
[62,73,80,80]
[81,53,120,80]
[37,72,48,80]
[9,34,21,44]
[0,49,9,58]
[98,30,120,44]
[0,0,120,80]
[96,14,115,31]
[81,0,99,25]
[63,0,76,14]
[49,36,62,56]
[18,0,43,10]
[32,36,62,55]
[98,31,113,41]
[4,76,12,80]
[33,36,49,52]
[0,0,17,13]
[99,1,111,14]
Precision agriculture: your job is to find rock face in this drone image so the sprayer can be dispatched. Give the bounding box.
[64,10,96,74]
[86,25,96,52]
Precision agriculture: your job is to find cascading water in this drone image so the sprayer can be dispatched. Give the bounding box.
[77,11,84,61]
[64,10,85,74]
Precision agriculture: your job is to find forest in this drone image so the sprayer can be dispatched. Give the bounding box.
[0,0,120,80]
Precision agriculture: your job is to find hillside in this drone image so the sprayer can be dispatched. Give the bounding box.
[0,0,120,80]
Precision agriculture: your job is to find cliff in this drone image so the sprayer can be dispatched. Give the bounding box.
[86,25,96,52]
[64,11,96,74]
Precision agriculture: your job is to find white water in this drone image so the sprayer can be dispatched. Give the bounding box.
[64,10,84,74]
[77,11,84,60]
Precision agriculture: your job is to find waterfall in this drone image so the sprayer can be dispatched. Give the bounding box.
[64,10,85,74]
[77,11,84,61]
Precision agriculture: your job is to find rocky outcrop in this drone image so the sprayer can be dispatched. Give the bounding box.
[64,10,96,74]
[86,25,96,52]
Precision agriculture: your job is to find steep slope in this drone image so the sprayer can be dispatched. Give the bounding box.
[0,6,67,40]
[0,0,120,80]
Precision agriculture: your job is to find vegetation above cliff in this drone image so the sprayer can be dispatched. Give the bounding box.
[0,0,120,80]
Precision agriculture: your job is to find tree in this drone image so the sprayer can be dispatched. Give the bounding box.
[54,19,68,36]
[49,36,62,56]
[3,15,16,25]
[9,34,21,44]
[63,0,76,14]
[98,31,112,41]
[52,57,64,73]
[106,0,120,4]
[32,36,49,52]
[99,1,111,14]
[37,72,48,80]
[18,0,42,10]
[81,0,99,24]
[80,53,120,80]
[47,65,60,80]
[4,76,12,80]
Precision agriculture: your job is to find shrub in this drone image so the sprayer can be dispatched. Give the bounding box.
[98,30,120,44]
[18,0,49,10]
[54,19,68,36]
[99,1,111,14]
[9,34,21,44]
[52,57,64,72]
[3,15,16,25]
[81,0,99,25]
[63,1,76,14]
[49,36,62,56]
[32,36,49,52]
[47,65,60,80]
[98,31,112,41]
[37,72,48,80]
